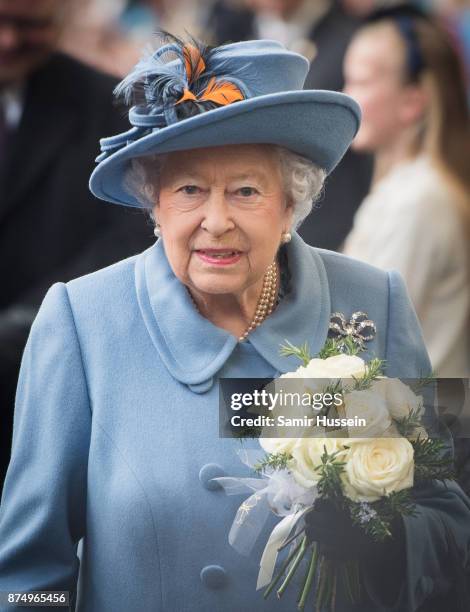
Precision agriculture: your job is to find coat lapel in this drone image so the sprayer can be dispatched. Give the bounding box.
[135,238,238,389]
[135,233,331,389]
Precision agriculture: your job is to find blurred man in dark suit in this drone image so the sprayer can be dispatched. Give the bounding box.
[0,0,153,492]
[206,0,372,251]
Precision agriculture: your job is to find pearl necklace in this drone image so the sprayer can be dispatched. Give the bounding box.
[188,261,279,342]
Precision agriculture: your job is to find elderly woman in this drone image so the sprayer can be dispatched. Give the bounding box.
[0,34,469,612]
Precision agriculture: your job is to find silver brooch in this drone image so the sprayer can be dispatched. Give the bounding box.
[328,311,376,349]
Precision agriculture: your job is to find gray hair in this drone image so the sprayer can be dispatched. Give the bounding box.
[123,145,326,229]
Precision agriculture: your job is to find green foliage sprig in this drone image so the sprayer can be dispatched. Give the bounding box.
[279,340,312,366]
[412,437,455,481]
[350,491,417,542]
[315,447,347,504]
[350,358,385,391]
[411,372,436,392]
[280,335,368,365]
[394,405,424,438]
[317,336,361,358]
[254,452,290,474]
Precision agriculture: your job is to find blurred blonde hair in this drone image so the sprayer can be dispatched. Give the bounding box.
[412,19,470,227]
[363,13,470,232]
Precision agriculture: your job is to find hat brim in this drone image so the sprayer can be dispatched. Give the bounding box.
[90,90,361,207]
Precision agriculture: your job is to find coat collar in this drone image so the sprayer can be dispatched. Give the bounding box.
[135,232,331,390]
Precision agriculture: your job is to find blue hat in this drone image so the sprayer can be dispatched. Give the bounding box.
[89,34,361,207]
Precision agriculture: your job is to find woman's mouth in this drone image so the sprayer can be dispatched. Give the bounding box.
[195,249,243,266]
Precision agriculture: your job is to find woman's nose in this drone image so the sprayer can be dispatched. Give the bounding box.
[200,190,235,237]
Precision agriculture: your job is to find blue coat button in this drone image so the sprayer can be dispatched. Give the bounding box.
[200,564,228,589]
[199,463,226,490]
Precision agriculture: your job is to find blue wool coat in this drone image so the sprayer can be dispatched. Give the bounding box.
[0,232,469,612]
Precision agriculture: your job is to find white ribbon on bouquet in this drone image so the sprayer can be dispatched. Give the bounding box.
[213,448,318,589]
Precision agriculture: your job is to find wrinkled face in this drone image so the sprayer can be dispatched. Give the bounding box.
[343,24,415,152]
[0,0,65,85]
[154,144,293,297]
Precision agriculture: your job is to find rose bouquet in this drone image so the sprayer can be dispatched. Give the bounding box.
[216,338,454,611]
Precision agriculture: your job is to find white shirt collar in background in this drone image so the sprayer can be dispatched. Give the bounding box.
[0,83,25,130]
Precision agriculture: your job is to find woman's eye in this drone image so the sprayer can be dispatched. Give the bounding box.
[237,187,258,197]
[180,185,200,195]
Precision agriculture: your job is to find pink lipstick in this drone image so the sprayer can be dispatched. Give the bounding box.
[195,249,243,266]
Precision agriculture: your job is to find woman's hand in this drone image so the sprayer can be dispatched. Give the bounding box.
[304,498,405,564]
[304,498,406,604]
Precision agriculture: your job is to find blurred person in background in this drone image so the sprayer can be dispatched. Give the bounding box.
[342,4,470,377]
[0,0,153,492]
[60,1,212,77]
[207,0,374,250]
[209,0,342,64]
[58,0,143,77]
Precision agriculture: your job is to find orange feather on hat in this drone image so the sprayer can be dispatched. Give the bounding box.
[175,89,197,105]
[183,44,206,83]
[199,77,244,105]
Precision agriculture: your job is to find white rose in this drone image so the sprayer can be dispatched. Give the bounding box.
[372,378,424,420]
[278,367,306,380]
[259,437,297,456]
[277,365,327,399]
[344,389,392,440]
[343,438,414,502]
[303,354,367,380]
[276,354,367,405]
[289,438,349,489]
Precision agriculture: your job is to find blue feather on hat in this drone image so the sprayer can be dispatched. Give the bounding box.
[114,31,248,124]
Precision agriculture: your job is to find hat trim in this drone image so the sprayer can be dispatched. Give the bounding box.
[90,90,361,206]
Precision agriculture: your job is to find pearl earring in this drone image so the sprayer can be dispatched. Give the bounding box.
[281,231,292,244]
[153,224,161,238]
